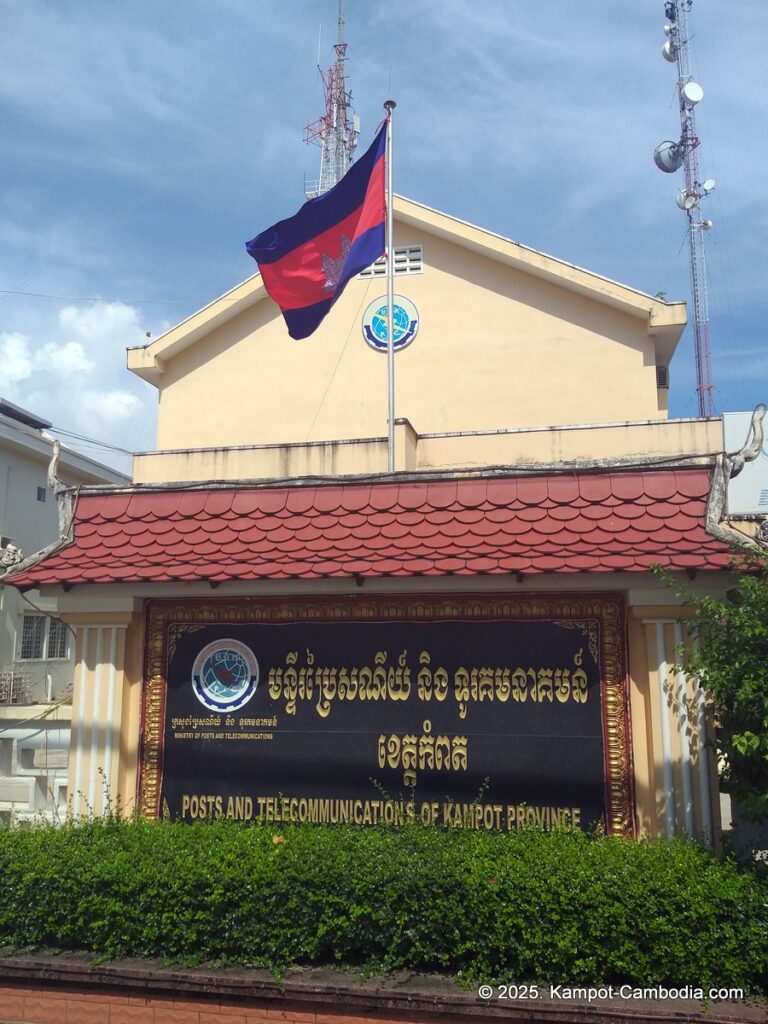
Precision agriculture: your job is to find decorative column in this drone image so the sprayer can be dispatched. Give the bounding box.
[67,616,141,819]
[643,617,716,845]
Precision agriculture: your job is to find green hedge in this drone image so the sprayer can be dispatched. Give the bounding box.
[0,819,765,991]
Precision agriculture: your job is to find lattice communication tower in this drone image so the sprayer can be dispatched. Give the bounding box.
[304,0,360,199]
[653,0,716,416]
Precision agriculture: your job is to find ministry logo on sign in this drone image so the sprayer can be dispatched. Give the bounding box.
[192,639,259,712]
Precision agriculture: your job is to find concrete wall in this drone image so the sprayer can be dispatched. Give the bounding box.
[0,422,128,822]
[0,424,129,699]
[0,438,62,556]
[1,442,76,702]
[133,417,721,484]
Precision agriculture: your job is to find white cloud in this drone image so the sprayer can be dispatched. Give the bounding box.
[0,301,156,472]
[87,389,142,424]
[58,301,146,348]
[0,332,91,387]
[40,340,92,375]
[0,332,34,388]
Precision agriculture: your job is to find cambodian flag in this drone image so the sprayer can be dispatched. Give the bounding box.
[246,123,387,340]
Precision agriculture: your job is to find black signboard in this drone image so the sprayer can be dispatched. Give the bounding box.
[139,595,633,836]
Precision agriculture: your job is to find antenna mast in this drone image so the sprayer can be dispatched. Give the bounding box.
[304,0,360,199]
[653,0,716,416]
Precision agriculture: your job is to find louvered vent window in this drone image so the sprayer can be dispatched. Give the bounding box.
[656,365,670,389]
[758,489,768,507]
[359,245,423,279]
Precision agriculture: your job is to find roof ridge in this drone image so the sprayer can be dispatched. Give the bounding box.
[54,456,718,499]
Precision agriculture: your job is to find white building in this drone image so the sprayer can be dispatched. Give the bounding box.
[0,398,128,823]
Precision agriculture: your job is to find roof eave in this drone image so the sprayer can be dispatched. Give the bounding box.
[29,452,719,503]
[126,274,267,385]
[393,196,687,342]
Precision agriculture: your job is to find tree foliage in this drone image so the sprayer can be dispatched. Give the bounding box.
[670,551,768,821]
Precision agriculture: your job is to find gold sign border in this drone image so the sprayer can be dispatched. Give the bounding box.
[139,593,633,837]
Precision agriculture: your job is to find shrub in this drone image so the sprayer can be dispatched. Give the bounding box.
[0,819,765,992]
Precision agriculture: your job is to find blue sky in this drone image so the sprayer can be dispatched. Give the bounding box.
[1,1,766,473]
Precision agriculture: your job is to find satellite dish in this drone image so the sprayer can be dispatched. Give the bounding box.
[682,81,704,105]
[662,40,678,62]
[654,141,683,173]
[702,219,713,230]
[676,189,697,210]
[663,24,674,36]
[701,178,716,193]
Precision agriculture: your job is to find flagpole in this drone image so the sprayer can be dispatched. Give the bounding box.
[384,99,396,473]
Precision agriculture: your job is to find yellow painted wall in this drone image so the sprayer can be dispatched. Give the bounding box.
[152,225,667,452]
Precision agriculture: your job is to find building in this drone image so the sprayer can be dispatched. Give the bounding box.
[0,399,128,823]
[5,197,763,840]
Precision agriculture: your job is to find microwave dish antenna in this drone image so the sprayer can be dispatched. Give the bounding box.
[682,80,704,105]
[654,141,684,173]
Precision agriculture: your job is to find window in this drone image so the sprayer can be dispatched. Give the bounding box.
[36,486,47,502]
[19,615,69,661]
[47,618,69,659]
[20,616,44,659]
[359,245,423,279]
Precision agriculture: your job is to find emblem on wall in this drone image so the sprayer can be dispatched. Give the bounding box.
[362,294,419,352]
[191,638,259,712]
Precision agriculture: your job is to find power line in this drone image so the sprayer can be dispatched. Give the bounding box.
[0,286,257,307]
[50,426,135,457]
[0,289,187,304]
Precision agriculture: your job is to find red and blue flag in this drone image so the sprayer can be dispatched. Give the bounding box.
[246,123,386,340]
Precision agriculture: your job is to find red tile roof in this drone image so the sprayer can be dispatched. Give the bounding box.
[7,468,734,587]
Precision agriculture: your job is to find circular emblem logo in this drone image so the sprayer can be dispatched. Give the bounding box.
[362,294,419,352]
[191,639,259,712]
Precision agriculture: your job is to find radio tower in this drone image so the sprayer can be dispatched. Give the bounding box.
[304,0,360,199]
[653,0,716,416]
